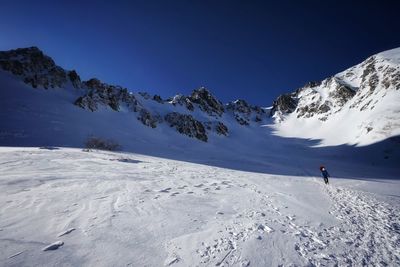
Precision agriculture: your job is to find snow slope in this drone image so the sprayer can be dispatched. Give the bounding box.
[0,147,399,266]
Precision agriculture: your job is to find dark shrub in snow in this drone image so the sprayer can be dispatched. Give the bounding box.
[85,136,121,151]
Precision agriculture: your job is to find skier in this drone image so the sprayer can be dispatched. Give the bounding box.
[320,166,330,185]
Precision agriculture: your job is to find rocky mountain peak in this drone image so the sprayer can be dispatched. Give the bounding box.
[189,87,225,116]
[0,46,81,89]
[270,48,400,128]
[76,78,136,112]
[170,94,194,111]
[270,93,298,115]
[226,99,267,125]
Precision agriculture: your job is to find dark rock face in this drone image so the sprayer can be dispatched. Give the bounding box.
[164,112,208,142]
[170,94,195,111]
[360,57,379,93]
[234,115,250,125]
[382,67,400,90]
[74,94,98,112]
[139,92,151,100]
[75,78,139,112]
[226,99,251,125]
[348,55,400,111]
[68,70,81,88]
[204,121,229,136]
[329,83,355,106]
[296,100,332,119]
[189,87,225,116]
[153,95,163,103]
[270,93,297,115]
[0,47,69,89]
[318,101,331,113]
[297,103,317,118]
[271,76,356,120]
[226,99,266,125]
[76,78,162,128]
[226,99,252,115]
[169,88,224,115]
[304,81,322,88]
[138,109,161,128]
[215,122,229,136]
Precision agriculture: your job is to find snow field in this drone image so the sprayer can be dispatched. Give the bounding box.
[0,147,399,266]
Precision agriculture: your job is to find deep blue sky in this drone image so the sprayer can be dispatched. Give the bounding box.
[1,0,399,105]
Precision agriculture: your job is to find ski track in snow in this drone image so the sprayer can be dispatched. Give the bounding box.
[0,148,399,266]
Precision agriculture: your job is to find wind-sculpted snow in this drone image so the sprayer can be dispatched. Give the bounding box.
[0,147,399,266]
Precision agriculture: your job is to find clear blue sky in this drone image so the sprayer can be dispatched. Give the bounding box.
[1,0,399,105]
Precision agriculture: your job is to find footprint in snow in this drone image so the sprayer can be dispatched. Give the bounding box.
[159,188,172,193]
[286,215,296,221]
[164,254,180,266]
[177,185,187,189]
[258,224,273,233]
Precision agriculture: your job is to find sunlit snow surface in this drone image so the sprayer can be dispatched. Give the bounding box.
[0,147,399,266]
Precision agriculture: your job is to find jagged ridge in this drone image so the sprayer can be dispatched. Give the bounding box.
[0,47,269,142]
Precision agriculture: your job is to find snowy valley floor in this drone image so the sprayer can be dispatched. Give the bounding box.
[0,147,399,266]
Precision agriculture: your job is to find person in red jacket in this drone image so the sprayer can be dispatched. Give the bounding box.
[320,166,330,185]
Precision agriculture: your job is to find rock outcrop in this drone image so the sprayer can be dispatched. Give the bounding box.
[226,99,266,125]
[0,47,80,89]
[188,87,225,116]
[204,121,229,136]
[164,112,208,142]
[270,50,400,123]
[170,94,194,111]
[153,94,163,103]
[138,109,162,128]
[270,93,298,115]
[75,78,139,112]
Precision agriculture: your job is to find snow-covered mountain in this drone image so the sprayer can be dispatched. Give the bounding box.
[270,48,400,146]
[1,47,400,267]
[1,46,399,149]
[1,46,400,174]
[0,47,269,144]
